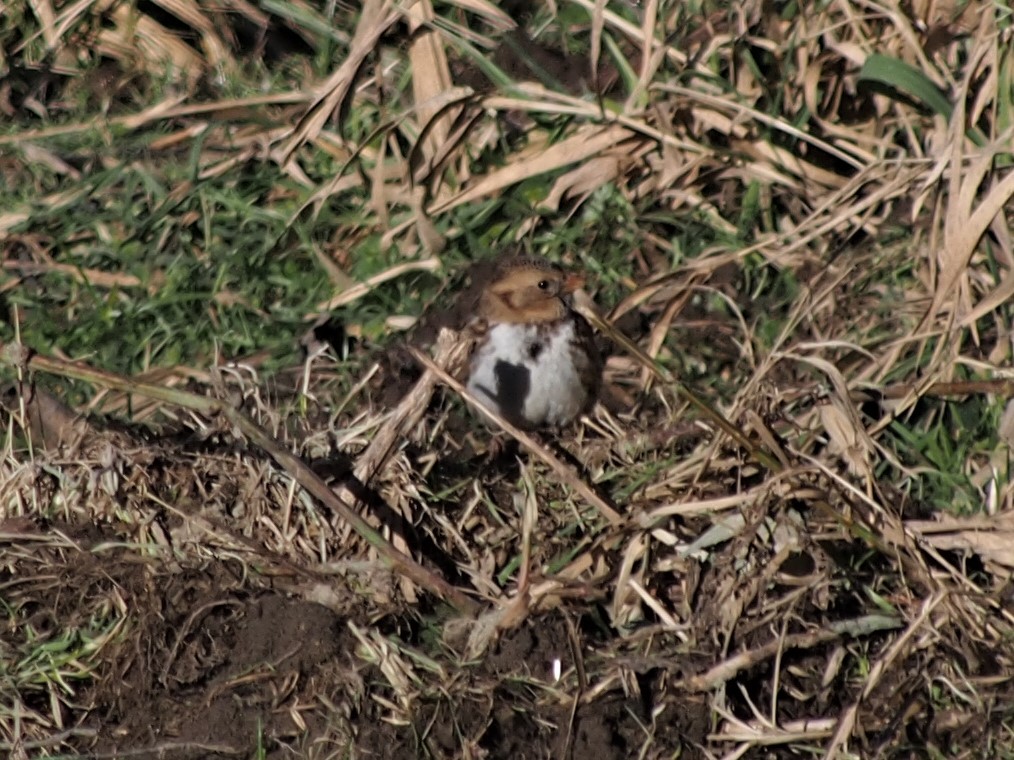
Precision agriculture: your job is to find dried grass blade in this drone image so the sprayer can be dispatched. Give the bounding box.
[152,0,233,67]
[659,85,866,170]
[405,0,455,161]
[934,161,1014,317]
[353,329,472,485]
[282,0,398,161]
[430,124,635,214]
[627,0,658,108]
[441,0,515,30]
[568,0,687,67]
[26,0,59,49]
[100,6,206,78]
[316,257,442,311]
[3,261,145,291]
[958,269,1014,327]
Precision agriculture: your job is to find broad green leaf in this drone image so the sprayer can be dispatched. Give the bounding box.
[860,53,987,146]
[859,53,953,117]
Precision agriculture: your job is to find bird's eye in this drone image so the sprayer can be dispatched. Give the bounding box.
[537,280,550,290]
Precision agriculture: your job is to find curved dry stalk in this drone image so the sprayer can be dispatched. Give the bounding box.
[0,341,480,617]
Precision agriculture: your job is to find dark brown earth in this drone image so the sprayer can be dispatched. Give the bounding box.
[8,453,1014,759]
[6,518,716,759]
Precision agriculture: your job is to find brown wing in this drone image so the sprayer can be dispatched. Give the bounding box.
[570,310,602,410]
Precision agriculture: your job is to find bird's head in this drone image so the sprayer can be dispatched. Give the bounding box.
[479,257,584,324]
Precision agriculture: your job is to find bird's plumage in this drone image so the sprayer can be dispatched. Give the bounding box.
[466,257,599,429]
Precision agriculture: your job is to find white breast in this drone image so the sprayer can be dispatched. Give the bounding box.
[467,321,589,427]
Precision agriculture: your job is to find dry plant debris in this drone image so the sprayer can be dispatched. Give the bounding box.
[3,0,1014,758]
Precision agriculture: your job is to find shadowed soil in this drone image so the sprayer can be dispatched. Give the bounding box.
[6,519,716,759]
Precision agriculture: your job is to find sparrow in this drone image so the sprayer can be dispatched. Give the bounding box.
[466,257,600,429]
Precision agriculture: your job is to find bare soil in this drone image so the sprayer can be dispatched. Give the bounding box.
[7,516,718,759]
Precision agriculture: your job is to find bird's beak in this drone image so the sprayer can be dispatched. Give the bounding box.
[562,273,586,294]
